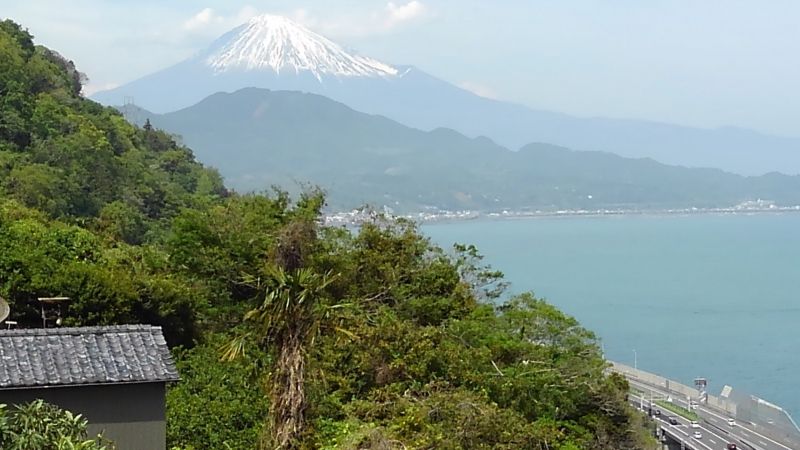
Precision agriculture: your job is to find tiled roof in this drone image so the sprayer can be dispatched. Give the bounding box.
[0,325,179,389]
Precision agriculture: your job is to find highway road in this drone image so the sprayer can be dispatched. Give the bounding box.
[632,392,735,450]
[629,379,797,450]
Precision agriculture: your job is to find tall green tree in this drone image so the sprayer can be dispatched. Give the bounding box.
[225,220,339,449]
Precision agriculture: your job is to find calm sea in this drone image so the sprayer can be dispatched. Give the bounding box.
[423,213,800,417]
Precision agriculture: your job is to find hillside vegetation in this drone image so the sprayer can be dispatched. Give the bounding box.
[129,88,800,213]
[0,20,652,449]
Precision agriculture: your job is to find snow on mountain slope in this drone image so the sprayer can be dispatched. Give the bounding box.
[201,14,398,79]
[92,14,800,175]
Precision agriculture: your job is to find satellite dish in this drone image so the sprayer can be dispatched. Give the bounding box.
[0,296,9,323]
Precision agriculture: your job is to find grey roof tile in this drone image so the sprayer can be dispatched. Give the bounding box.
[0,325,179,388]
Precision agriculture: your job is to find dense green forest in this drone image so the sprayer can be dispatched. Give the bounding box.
[0,20,652,449]
[131,88,800,213]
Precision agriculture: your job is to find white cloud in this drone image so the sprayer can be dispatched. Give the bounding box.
[386,1,427,25]
[458,81,499,100]
[290,8,315,26]
[290,2,431,39]
[234,5,259,24]
[176,2,429,44]
[183,8,219,31]
[82,82,119,96]
[181,6,259,34]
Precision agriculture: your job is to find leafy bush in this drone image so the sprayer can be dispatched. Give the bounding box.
[0,400,110,450]
[166,334,270,450]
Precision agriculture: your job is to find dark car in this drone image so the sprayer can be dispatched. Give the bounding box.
[654,409,661,416]
[668,417,679,425]
[727,444,737,450]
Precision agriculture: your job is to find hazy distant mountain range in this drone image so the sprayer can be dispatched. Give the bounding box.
[93,14,800,176]
[121,88,800,213]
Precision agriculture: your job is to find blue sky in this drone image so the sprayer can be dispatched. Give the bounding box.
[4,0,799,137]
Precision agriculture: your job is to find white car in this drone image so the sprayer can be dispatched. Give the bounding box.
[690,421,700,429]
[727,418,736,427]
[693,431,703,439]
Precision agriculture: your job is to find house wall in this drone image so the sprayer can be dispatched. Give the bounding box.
[0,382,166,450]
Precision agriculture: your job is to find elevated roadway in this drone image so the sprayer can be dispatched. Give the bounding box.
[613,362,800,450]
[631,390,789,450]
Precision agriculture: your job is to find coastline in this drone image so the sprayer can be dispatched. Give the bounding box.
[325,203,800,226]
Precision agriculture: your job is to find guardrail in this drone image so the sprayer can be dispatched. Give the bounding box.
[609,361,737,414]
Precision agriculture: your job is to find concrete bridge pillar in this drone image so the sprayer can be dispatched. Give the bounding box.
[659,432,686,450]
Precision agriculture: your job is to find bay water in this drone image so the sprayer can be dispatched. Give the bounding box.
[424,213,800,417]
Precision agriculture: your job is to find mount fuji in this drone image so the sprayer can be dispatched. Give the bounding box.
[93,14,410,114]
[203,15,398,79]
[93,14,800,176]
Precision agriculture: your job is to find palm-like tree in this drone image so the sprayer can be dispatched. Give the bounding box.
[224,264,337,449]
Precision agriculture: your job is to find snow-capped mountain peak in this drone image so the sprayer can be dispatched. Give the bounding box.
[202,14,398,80]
